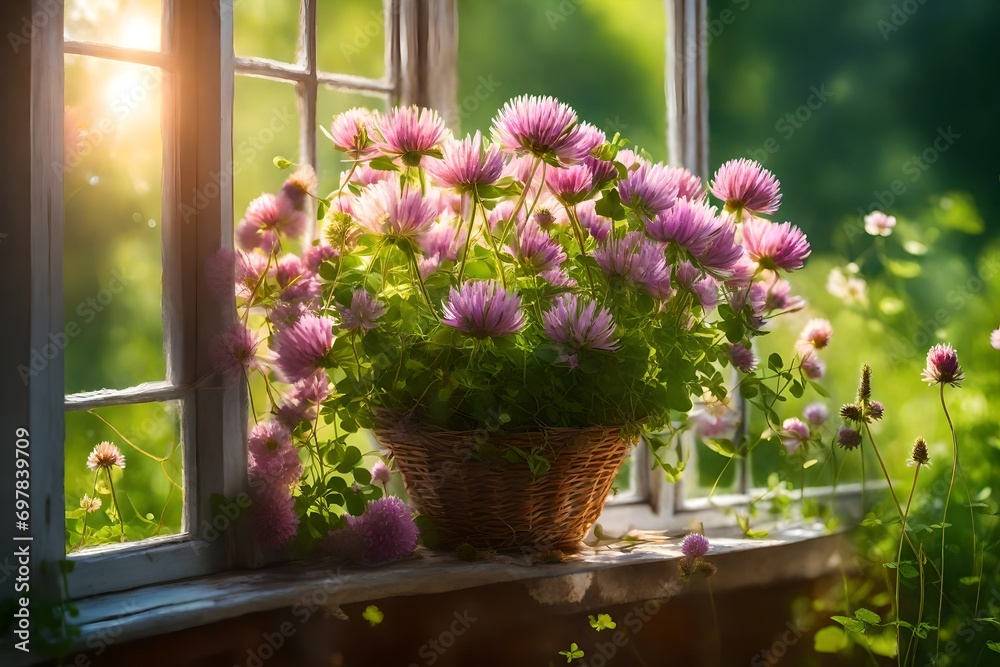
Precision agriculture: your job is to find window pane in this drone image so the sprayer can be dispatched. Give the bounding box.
[63,55,166,394]
[610,451,636,497]
[65,401,184,553]
[316,0,386,80]
[456,0,667,159]
[65,0,161,51]
[233,76,302,230]
[317,87,387,189]
[234,0,300,64]
[690,434,740,498]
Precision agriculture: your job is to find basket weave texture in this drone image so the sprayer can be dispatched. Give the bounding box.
[375,412,636,551]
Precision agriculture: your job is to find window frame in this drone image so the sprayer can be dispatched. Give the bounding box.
[39,0,246,599]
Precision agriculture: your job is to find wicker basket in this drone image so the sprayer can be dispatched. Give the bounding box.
[375,412,636,551]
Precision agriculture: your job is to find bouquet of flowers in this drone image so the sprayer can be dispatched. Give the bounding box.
[218,95,817,557]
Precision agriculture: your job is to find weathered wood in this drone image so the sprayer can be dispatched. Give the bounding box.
[395,0,457,118]
[297,0,319,238]
[63,38,169,69]
[64,380,185,411]
[29,0,68,607]
[665,0,708,178]
[67,527,844,654]
[235,55,394,93]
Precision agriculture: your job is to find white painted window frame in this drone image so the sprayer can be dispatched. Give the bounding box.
[36,0,247,599]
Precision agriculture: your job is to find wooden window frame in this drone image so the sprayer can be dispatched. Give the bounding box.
[25,0,246,600]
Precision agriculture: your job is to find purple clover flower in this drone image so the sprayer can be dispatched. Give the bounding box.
[542,294,619,352]
[441,280,525,338]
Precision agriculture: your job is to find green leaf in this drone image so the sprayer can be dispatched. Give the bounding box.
[813,626,850,653]
[884,561,919,578]
[273,156,292,170]
[464,260,494,280]
[558,643,585,662]
[362,605,384,626]
[885,258,922,278]
[336,446,364,473]
[353,467,373,485]
[594,189,625,220]
[959,575,980,586]
[414,514,439,550]
[588,613,617,631]
[802,458,819,469]
[768,353,783,370]
[703,438,739,459]
[808,381,829,397]
[987,641,1000,654]
[854,608,881,625]
[832,615,869,635]
[369,156,399,171]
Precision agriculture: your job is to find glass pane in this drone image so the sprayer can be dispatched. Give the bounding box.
[63,55,165,394]
[65,401,184,553]
[233,76,302,237]
[692,435,740,498]
[456,0,668,160]
[317,86,387,192]
[610,451,636,497]
[234,0,300,64]
[317,0,386,80]
[65,0,161,51]
[706,1,992,497]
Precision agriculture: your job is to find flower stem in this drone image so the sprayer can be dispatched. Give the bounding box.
[75,472,101,551]
[904,543,927,667]
[895,464,920,667]
[935,383,968,662]
[105,468,126,542]
[476,193,508,287]
[502,157,541,242]
[863,424,937,578]
[406,244,440,321]
[863,424,905,522]
[565,205,596,291]
[456,193,478,283]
